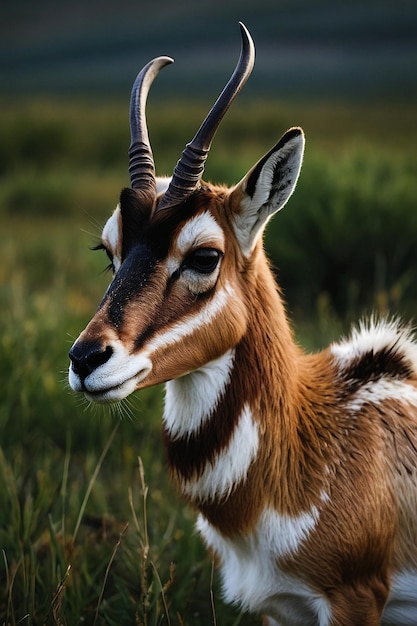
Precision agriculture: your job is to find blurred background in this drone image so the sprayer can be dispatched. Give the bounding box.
[2,0,417,99]
[1,1,417,624]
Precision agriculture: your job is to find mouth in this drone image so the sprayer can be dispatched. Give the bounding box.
[82,376,138,403]
[69,352,153,403]
[74,366,153,403]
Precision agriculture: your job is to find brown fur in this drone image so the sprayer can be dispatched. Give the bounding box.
[159,211,417,620]
[71,175,417,625]
[66,30,417,623]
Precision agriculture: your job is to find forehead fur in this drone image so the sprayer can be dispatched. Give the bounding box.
[176,211,225,254]
[115,186,231,263]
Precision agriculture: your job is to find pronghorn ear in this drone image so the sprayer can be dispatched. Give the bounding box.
[230,127,304,255]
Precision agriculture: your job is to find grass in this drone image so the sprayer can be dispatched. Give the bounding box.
[0,214,256,625]
[1,97,416,623]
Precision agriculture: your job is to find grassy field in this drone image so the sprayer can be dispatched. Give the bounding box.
[1,98,417,624]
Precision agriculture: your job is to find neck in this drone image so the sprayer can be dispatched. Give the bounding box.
[162,257,330,536]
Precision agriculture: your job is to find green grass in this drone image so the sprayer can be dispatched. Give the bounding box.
[1,97,416,623]
[0,214,259,625]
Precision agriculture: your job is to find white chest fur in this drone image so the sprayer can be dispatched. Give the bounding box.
[197,508,331,626]
[164,353,331,623]
[163,351,260,502]
[382,570,417,626]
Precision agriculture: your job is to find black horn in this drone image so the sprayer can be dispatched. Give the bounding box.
[128,56,173,201]
[158,22,255,211]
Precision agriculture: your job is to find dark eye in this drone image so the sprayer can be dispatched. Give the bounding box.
[183,248,221,274]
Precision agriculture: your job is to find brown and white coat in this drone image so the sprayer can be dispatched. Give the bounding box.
[69,24,417,626]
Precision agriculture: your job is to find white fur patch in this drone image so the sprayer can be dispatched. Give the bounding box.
[382,570,417,625]
[163,349,235,438]
[347,378,417,413]
[102,206,122,272]
[331,318,417,374]
[197,506,329,624]
[164,211,225,293]
[181,403,259,502]
[176,210,225,255]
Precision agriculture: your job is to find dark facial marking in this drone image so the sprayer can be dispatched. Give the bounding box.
[102,188,220,333]
[99,242,156,329]
[120,187,153,259]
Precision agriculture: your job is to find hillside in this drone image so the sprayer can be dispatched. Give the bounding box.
[2,0,417,100]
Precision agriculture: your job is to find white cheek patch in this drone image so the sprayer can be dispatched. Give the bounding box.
[146,282,234,356]
[164,349,235,438]
[69,283,235,402]
[102,205,122,272]
[181,403,259,502]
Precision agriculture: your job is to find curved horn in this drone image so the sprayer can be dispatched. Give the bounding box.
[158,22,255,211]
[128,56,173,199]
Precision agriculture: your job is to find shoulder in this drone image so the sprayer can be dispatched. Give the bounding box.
[330,317,417,383]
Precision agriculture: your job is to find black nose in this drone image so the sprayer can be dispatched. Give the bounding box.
[69,341,113,380]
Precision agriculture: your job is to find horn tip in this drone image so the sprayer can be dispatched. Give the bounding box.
[159,55,174,67]
[237,22,255,64]
[238,22,250,40]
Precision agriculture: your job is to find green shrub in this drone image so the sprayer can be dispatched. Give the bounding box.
[266,146,417,320]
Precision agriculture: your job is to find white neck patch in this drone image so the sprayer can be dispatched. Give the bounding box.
[179,403,259,503]
[164,349,235,439]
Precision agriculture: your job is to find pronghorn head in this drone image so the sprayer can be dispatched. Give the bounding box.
[68,23,304,404]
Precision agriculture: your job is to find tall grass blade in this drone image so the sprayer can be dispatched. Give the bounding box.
[93,522,129,625]
[72,421,120,545]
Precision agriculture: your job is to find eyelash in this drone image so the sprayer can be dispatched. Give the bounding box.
[92,242,115,274]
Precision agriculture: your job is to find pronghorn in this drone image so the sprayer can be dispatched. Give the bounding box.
[68,23,417,626]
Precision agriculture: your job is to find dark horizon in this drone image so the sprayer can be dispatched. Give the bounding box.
[2,0,417,101]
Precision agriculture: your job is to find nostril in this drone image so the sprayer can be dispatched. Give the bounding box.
[87,345,113,370]
[69,342,113,380]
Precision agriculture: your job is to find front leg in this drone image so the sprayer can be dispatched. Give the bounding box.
[328,579,389,626]
[261,577,389,626]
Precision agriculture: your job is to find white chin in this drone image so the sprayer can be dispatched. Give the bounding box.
[84,378,138,404]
